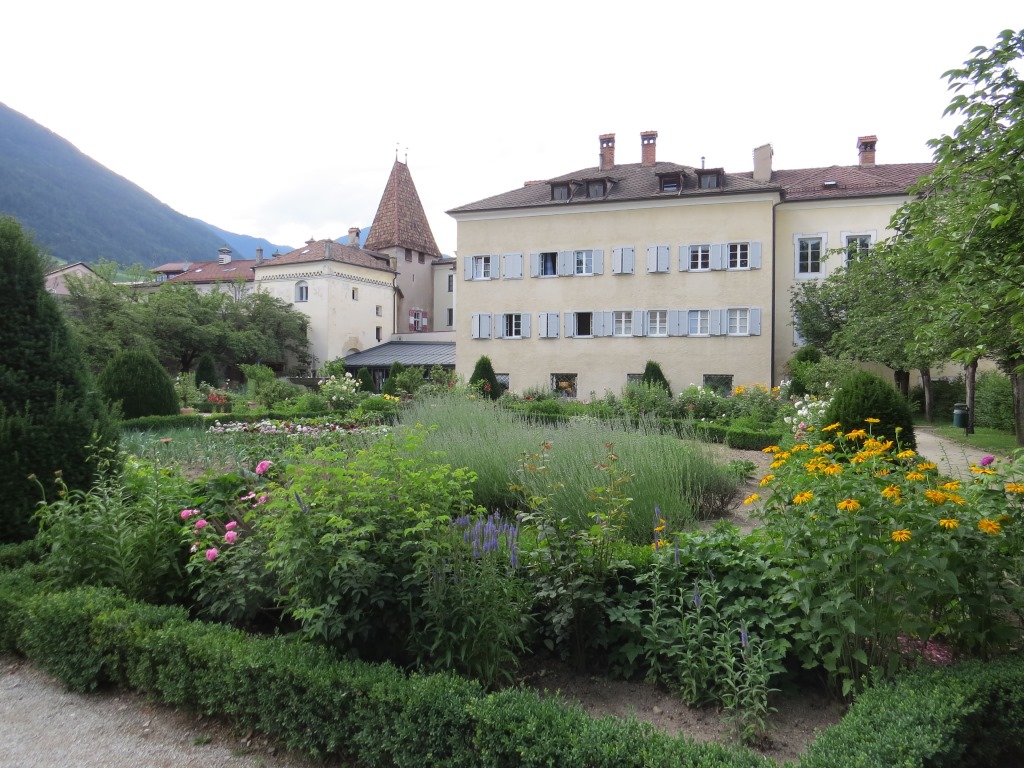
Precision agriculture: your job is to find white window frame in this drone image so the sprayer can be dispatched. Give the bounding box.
[688,309,710,336]
[473,255,494,280]
[295,281,309,303]
[574,249,594,276]
[840,230,876,266]
[613,310,633,337]
[795,234,827,278]
[727,308,749,336]
[688,244,711,271]
[539,251,558,277]
[647,309,668,337]
[504,312,523,339]
[728,243,749,270]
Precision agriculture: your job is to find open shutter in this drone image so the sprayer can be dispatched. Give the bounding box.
[592,249,604,275]
[520,314,531,338]
[710,309,725,336]
[646,246,658,273]
[557,251,574,276]
[679,245,690,272]
[749,308,762,335]
[530,252,541,278]
[633,309,645,336]
[710,244,725,270]
[622,247,635,274]
[612,248,623,274]
[464,257,474,281]
[503,253,524,280]
[471,313,482,338]
[422,310,429,329]
[658,245,670,272]
[493,313,505,339]
[749,242,762,269]
[668,310,686,337]
[564,312,576,338]
[408,310,416,331]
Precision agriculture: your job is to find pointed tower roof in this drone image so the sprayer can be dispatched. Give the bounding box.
[364,160,441,258]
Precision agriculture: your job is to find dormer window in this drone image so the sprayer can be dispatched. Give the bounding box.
[696,170,721,190]
[658,172,682,193]
[587,180,606,198]
[552,184,570,201]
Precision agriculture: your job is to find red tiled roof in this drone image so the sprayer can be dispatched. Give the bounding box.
[166,260,258,284]
[744,162,936,201]
[364,160,441,257]
[266,239,395,273]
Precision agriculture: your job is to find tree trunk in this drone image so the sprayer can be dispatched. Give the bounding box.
[965,359,978,435]
[893,369,910,397]
[920,368,933,422]
[1012,369,1024,446]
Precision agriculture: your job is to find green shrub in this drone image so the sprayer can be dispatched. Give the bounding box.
[0,564,46,652]
[0,217,119,543]
[468,355,502,400]
[822,370,916,449]
[99,348,179,419]
[0,539,43,570]
[621,381,673,420]
[381,361,407,396]
[356,366,376,393]
[194,352,220,388]
[121,413,208,431]
[975,371,1014,432]
[640,360,672,393]
[786,355,860,398]
[238,363,276,396]
[725,426,784,451]
[910,377,966,422]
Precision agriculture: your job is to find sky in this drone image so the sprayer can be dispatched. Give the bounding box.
[1,2,1021,257]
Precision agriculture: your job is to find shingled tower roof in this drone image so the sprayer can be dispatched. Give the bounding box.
[363,160,441,258]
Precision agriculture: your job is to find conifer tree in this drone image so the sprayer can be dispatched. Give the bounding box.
[469,355,502,400]
[99,349,179,419]
[194,352,220,388]
[640,360,672,393]
[356,367,376,393]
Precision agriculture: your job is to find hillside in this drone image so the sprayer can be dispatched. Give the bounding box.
[0,102,290,267]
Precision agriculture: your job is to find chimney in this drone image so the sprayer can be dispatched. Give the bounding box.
[599,133,615,171]
[857,135,877,166]
[255,247,263,265]
[217,247,232,265]
[752,143,773,182]
[348,227,361,246]
[640,130,658,167]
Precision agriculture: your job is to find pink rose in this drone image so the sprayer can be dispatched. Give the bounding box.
[224,530,238,544]
[257,494,268,504]
[194,519,208,530]
[206,548,218,562]
[225,521,238,531]
[255,460,273,475]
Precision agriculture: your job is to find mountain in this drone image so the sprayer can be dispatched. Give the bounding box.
[0,102,291,268]
[198,221,294,261]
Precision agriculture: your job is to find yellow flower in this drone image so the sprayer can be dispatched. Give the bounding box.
[945,493,965,505]
[822,422,842,432]
[897,449,917,459]
[838,498,861,512]
[734,385,746,395]
[846,429,868,440]
[906,471,926,482]
[762,445,781,454]
[924,489,948,505]
[821,464,843,476]
[793,490,814,505]
[917,462,937,471]
[938,518,959,530]
[775,451,791,460]
[791,444,810,453]
[759,474,775,487]
[865,417,880,424]
[743,493,761,505]
[770,459,788,469]
[874,468,891,477]
[978,518,1002,535]
[876,440,895,452]
[970,466,997,475]
[891,529,911,543]
[881,485,901,500]
[941,480,961,491]
[1005,483,1024,494]
[814,443,835,454]
[651,539,668,550]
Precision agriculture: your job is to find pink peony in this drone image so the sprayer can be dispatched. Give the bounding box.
[257,494,269,504]
[981,455,995,467]
[180,509,195,520]
[255,460,273,475]
[194,519,208,530]
[206,548,218,562]
[224,530,238,544]
[225,521,238,531]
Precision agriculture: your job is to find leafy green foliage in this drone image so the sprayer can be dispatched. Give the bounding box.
[640,360,672,393]
[194,352,220,388]
[823,371,916,449]
[356,366,376,393]
[99,348,179,419]
[0,216,118,542]
[380,360,406,396]
[974,371,1015,431]
[468,355,501,400]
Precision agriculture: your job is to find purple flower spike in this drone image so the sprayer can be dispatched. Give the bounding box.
[741,622,749,648]
[693,583,701,608]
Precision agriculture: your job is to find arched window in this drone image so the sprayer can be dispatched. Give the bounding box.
[295,281,309,302]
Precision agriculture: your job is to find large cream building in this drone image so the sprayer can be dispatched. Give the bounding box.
[448,132,933,397]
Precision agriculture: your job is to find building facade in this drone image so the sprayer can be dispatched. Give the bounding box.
[448,132,933,396]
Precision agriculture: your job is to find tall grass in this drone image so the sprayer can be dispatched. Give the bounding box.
[397,395,738,543]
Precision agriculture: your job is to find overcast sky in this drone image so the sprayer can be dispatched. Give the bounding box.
[2,2,1020,257]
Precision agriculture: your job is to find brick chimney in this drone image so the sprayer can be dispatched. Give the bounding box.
[255,247,263,265]
[641,131,658,167]
[599,133,615,171]
[857,135,877,166]
[348,227,361,246]
[752,143,773,182]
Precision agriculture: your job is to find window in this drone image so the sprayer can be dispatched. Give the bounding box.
[647,309,668,337]
[703,374,733,395]
[587,180,605,198]
[659,173,681,192]
[471,313,492,339]
[727,308,749,335]
[351,287,359,300]
[446,307,454,327]
[728,243,749,269]
[447,274,454,292]
[472,255,493,280]
[375,304,383,317]
[573,312,593,337]
[504,313,523,338]
[551,373,577,398]
[798,238,822,275]
[697,171,720,189]
[688,309,710,336]
[613,310,633,336]
[626,373,644,384]
[411,310,424,331]
[846,234,871,261]
[375,326,382,342]
[689,245,710,271]
[418,252,425,264]
[405,248,413,262]
[539,251,558,277]
[552,184,570,201]
[295,281,308,302]
[495,373,510,390]
[574,249,594,275]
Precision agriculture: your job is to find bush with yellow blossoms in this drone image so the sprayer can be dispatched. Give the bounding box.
[755,419,1024,696]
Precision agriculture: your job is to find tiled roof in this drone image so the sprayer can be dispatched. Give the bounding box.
[448,161,778,214]
[343,341,455,368]
[166,260,258,284]
[744,162,936,201]
[448,160,937,214]
[364,160,442,257]
[265,239,395,274]
[151,262,191,274]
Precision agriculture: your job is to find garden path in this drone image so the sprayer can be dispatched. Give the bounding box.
[913,427,1005,482]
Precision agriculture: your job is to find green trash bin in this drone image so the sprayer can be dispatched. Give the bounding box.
[953,403,968,429]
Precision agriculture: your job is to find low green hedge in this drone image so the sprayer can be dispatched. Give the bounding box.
[725,427,784,451]
[121,413,208,431]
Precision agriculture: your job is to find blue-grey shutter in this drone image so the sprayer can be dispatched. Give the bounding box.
[622,246,635,274]
[521,314,532,338]
[557,251,574,276]
[594,311,612,336]
[632,309,645,336]
[749,242,762,269]
[710,309,724,336]
[464,256,474,281]
[593,249,604,275]
[471,313,482,338]
[547,312,560,337]
[679,245,690,272]
[646,246,659,273]
[493,313,505,339]
[658,245,670,272]
[530,253,541,278]
[668,310,686,336]
[612,248,623,274]
[565,312,576,337]
[710,244,725,270]
[537,313,550,337]
[503,253,523,280]
[749,308,761,335]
